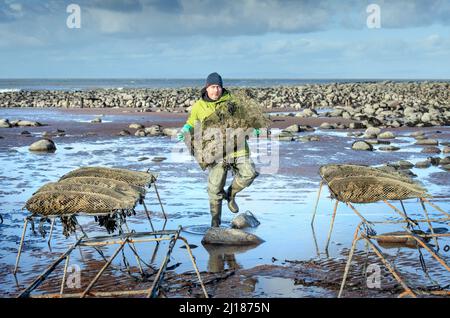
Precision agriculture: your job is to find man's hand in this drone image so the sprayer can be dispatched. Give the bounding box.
[177,124,192,142]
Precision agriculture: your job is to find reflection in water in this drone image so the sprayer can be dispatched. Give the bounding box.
[203,244,260,273]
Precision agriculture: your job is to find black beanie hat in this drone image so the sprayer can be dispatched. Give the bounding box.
[206,72,223,88]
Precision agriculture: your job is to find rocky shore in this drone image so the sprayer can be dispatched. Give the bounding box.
[1,81,449,128]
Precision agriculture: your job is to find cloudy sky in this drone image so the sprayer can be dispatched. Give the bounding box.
[0,0,449,78]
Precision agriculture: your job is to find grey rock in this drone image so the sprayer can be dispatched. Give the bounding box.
[421,146,441,154]
[119,130,131,136]
[415,139,439,146]
[135,129,147,137]
[29,139,56,152]
[231,211,261,229]
[129,123,144,130]
[162,127,178,137]
[414,160,431,169]
[0,119,11,128]
[201,227,264,245]
[378,131,395,139]
[379,145,400,151]
[352,140,373,151]
[284,124,299,133]
[17,120,42,127]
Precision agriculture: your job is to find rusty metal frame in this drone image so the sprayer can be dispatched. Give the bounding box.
[17,226,208,298]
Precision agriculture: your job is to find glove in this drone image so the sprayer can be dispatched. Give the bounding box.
[177,124,192,142]
[253,128,261,137]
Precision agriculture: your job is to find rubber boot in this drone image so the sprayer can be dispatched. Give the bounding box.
[210,200,222,227]
[225,181,245,213]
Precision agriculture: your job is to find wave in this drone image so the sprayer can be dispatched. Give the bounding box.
[0,88,21,93]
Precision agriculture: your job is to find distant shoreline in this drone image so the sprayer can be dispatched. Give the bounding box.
[1,81,449,128]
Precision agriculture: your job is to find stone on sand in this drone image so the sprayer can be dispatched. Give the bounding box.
[231,211,261,229]
[201,227,264,246]
[415,139,439,146]
[29,139,56,152]
[421,146,441,154]
[378,131,395,139]
[352,140,373,151]
[129,123,144,130]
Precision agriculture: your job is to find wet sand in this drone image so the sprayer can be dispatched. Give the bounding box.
[0,108,449,298]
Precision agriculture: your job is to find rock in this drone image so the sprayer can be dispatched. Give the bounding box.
[364,127,381,136]
[144,124,162,136]
[378,131,395,139]
[365,139,390,145]
[201,227,264,245]
[135,129,147,137]
[297,135,320,142]
[410,131,425,137]
[278,131,295,141]
[415,135,427,140]
[91,117,102,123]
[138,157,149,161]
[398,169,417,178]
[119,130,131,136]
[441,164,450,171]
[415,139,439,146]
[298,125,315,132]
[440,157,450,165]
[152,156,167,162]
[21,130,31,136]
[319,122,333,129]
[29,139,56,152]
[284,124,299,133]
[0,119,11,128]
[162,127,178,137]
[396,160,414,169]
[379,145,400,151]
[349,122,365,129]
[17,120,42,127]
[302,108,318,117]
[414,160,431,169]
[428,157,440,166]
[129,123,144,130]
[443,146,450,154]
[352,140,373,151]
[421,147,441,154]
[231,211,261,229]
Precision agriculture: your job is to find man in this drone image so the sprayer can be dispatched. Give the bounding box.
[178,72,259,227]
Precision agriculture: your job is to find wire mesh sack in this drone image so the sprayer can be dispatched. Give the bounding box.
[59,166,156,188]
[327,176,430,203]
[55,176,145,197]
[185,90,269,170]
[25,190,136,216]
[35,182,140,204]
[319,164,416,185]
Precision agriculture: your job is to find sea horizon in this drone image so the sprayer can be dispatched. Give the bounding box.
[1,78,449,92]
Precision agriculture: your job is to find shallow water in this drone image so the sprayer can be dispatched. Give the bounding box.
[0,109,449,297]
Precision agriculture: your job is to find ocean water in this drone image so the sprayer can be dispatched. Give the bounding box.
[0,78,448,92]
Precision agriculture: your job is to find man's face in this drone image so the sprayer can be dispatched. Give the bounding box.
[206,85,223,101]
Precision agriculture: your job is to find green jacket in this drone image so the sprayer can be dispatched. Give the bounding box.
[185,89,250,159]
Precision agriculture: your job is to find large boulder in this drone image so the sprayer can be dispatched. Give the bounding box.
[352,140,373,151]
[284,124,300,133]
[29,139,56,152]
[17,120,42,127]
[129,123,144,130]
[201,227,264,245]
[0,119,11,128]
[378,131,395,139]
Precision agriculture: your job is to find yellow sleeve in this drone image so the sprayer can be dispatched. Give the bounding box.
[186,102,199,127]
